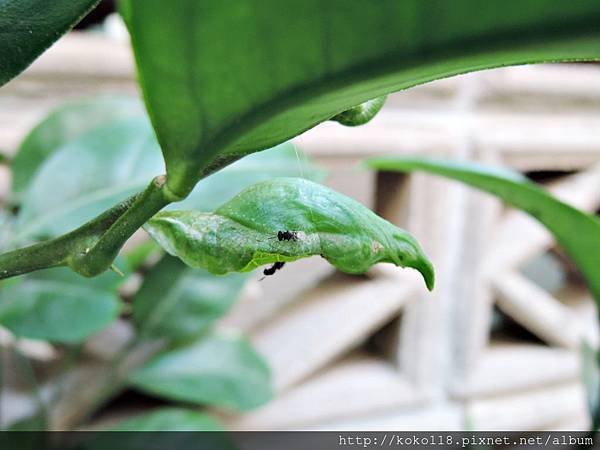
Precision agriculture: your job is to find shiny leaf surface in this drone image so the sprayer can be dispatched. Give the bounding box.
[0,0,99,86]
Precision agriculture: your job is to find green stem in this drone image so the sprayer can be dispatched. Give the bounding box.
[70,176,173,277]
[0,175,176,281]
[0,236,70,279]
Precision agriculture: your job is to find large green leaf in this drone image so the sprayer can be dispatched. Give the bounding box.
[366,157,600,302]
[0,0,99,86]
[11,96,144,201]
[121,0,600,198]
[129,333,272,411]
[145,177,434,289]
[0,266,123,342]
[134,255,248,343]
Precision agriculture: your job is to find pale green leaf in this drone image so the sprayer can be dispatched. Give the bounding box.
[0,266,123,342]
[129,333,272,411]
[11,96,144,201]
[133,255,248,343]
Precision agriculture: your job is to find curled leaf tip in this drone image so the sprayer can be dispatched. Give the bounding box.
[145,177,434,288]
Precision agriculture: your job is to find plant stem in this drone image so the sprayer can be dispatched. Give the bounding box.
[0,176,175,281]
[71,176,173,277]
[0,235,71,279]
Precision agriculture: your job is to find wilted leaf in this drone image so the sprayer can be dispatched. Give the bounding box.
[145,178,434,289]
[129,333,271,411]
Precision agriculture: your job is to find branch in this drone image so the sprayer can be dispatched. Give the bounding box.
[0,175,175,280]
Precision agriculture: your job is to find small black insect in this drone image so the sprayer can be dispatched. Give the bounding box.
[277,230,299,241]
[259,261,285,280]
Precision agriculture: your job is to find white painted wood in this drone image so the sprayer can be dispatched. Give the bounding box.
[310,403,463,431]
[493,272,585,348]
[455,344,579,399]
[248,271,424,392]
[467,382,588,431]
[224,354,427,430]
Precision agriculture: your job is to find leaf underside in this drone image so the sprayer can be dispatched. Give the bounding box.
[121,0,600,196]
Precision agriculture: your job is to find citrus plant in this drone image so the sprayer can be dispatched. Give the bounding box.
[2,0,600,432]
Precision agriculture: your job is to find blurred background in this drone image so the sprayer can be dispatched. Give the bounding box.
[1,4,600,431]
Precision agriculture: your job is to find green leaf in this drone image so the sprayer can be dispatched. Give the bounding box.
[11,96,144,201]
[330,96,387,127]
[145,177,434,290]
[15,117,165,241]
[133,255,248,343]
[129,333,272,411]
[176,141,323,212]
[86,409,234,450]
[0,0,99,86]
[109,408,224,431]
[14,114,315,242]
[0,266,123,342]
[366,157,600,302]
[121,0,600,198]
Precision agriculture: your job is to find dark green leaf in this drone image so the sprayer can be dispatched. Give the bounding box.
[366,157,600,302]
[133,255,248,343]
[0,0,99,86]
[121,0,600,197]
[0,266,123,342]
[129,333,272,411]
[109,408,223,431]
[145,177,434,290]
[11,96,144,201]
